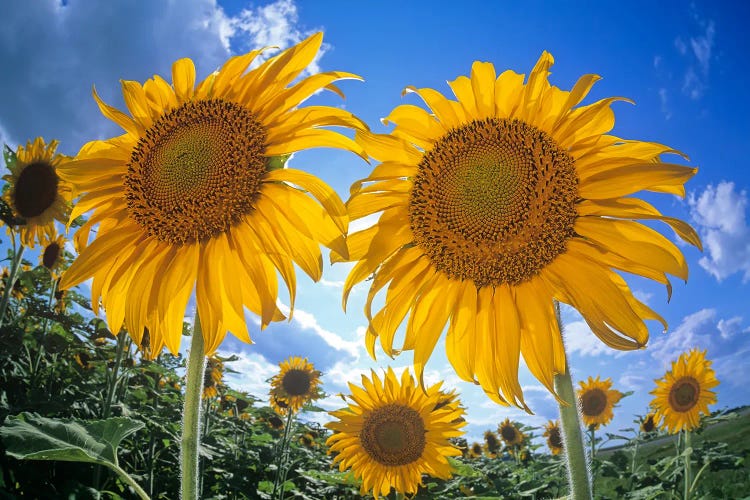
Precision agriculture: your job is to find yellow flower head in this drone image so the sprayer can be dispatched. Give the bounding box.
[57,33,367,356]
[269,356,321,415]
[483,430,501,457]
[468,441,484,459]
[40,231,67,277]
[202,356,224,400]
[650,349,718,434]
[341,52,700,408]
[498,418,524,447]
[326,368,465,499]
[544,420,563,455]
[577,376,623,428]
[3,137,73,247]
[640,412,660,433]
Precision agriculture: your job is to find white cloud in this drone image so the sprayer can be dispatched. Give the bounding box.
[717,316,747,340]
[619,373,646,392]
[220,349,279,401]
[678,18,715,99]
[691,20,715,75]
[674,37,688,55]
[563,320,612,357]
[658,88,671,120]
[649,308,716,366]
[689,182,750,282]
[0,0,316,152]
[280,305,362,360]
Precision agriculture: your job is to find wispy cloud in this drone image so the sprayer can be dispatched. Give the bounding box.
[689,181,750,282]
[680,19,715,99]
[0,0,316,152]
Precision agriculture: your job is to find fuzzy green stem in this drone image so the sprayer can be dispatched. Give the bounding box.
[553,302,593,500]
[181,314,206,500]
[555,369,593,500]
[683,429,692,500]
[0,243,25,327]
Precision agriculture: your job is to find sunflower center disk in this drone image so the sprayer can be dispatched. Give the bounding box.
[14,161,59,218]
[125,99,267,245]
[500,426,517,442]
[410,118,578,287]
[581,389,608,417]
[361,404,426,466]
[549,428,563,448]
[669,377,700,412]
[282,369,312,396]
[42,242,62,270]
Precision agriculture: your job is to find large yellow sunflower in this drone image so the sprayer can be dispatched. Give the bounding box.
[269,356,322,414]
[326,368,465,499]
[577,376,622,428]
[543,420,563,455]
[57,33,366,356]
[340,52,700,407]
[3,137,73,247]
[650,349,718,434]
[498,418,524,447]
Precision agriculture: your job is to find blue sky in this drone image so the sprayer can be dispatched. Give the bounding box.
[2,0,749,445]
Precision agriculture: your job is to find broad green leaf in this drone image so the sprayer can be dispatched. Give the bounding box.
[0,413,143,467]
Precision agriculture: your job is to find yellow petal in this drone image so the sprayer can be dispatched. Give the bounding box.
[171,57,196,102]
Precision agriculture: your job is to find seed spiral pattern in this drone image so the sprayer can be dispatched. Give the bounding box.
[282,369,312,396]
[125,99,267,245]
[360,404,426,466]
[409,118,578,287]
[669,376,700,412]
[581,388,608,417]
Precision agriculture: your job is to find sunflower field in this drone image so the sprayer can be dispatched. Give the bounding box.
[0,262,746,498]
[1,31,748,500]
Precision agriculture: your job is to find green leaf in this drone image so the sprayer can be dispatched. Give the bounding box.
[0,412,144,467]
[447,457,484,478]
[266,153,292,172]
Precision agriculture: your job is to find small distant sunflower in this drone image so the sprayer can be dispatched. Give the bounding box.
[544,420,563,455]
[326,368,465,499]
[468,442,484,459]
[54,288,69,314]
[269,356,321,414]
[202,356,224,400]
[650,349,718,434]
[40,232,66,277]
[299,433,317,448]
[498,418,524,447]
[483,430,501,457]
[74,352,92,370]
[341,52,700,408]
[3,137,72,247]
[265,413,285,430]
[578,376,622,428]
[58,33,367,357]
[640,412,660,433]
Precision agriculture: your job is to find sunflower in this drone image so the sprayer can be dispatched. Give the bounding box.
[40,232,66,277]
[326,368,465,499]
[468,442,484,459]
[483,430,501,457]
[3,137,73,247]
[498,418,524,447]
[57,33,367,356]
[640,412,660,433]
[650,349,718,434]
[202,356,224,400]
[265,413,285,430]
[269,356,321,414]
[577,376,622,428]
[544,420,563,455]
[340,52,700,407]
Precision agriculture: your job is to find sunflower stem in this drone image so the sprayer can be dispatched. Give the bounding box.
[553,302,593,500]
[272,409,295,500]
[555,368,593,500]
[181,313,206,500]
[0,243,25,328]
[683,429,692,500]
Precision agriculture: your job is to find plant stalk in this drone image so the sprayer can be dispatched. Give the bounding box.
[684,429,692,500]
[553,302,593,500]
[181,313,207,500]
[0,243,25,327]
[272,409,295,500]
